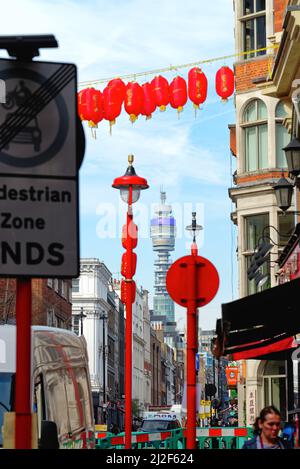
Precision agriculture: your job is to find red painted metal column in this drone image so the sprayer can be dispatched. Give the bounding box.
[186,244,198,449]
[125,195,133,450]
[15,277,32,449]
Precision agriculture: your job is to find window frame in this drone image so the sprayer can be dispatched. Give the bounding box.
[239,0,266,59]
[243,212,270,295]
[242,99,268,172]
[72,278,80,293]
[275,101,289,169]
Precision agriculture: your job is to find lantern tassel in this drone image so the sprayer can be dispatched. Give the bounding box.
[109,119,116,136]
[159,105,166,112]
[177,106,183,119]
[130,114,138,123]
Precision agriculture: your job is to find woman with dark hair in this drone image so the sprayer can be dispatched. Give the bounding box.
[242,406,290,449]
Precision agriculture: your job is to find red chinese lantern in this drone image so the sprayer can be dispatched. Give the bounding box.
[215,66,235,101]
[77,87,104,127]
[122,223,138,249]
[141,82,156,119]
[124,82,143,123]
[169,76,187,114]
[151,75,170,111]
[107,78,126,103]
[121,279,136,304]
[103,84,123,132]
[188,67,208,109]
[121,252,137,278]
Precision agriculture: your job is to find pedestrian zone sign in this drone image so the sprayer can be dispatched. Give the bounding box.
[0,58,79,277]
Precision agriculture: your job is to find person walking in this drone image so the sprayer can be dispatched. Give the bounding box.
[242,406,290,449]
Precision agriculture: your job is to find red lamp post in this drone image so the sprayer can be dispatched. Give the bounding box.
[166,212,219,449]
[112,155,148,449]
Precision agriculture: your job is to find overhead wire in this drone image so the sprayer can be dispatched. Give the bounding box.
[78,44,279,88]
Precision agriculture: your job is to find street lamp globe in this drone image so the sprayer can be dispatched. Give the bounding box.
[273,175,294,212]
[112,154,149,204]
[283,137,300,177]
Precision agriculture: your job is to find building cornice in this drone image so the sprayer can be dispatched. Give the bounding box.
[80,258,112,281]
[262,8,300,98]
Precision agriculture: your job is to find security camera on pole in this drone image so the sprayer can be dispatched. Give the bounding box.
[166,213,219,449]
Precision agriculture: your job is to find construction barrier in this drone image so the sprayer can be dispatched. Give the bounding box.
[95,427,253,450]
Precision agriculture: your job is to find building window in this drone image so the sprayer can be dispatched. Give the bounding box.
[54,279,59,293]
[245,213,269,251]
[263,361,287,421]
[275,101,290,168]
[72,315,80,336]
[241,0,266,59]
[244,213,270,294]
[61,280,67,299]
[243,99,268,171]
[72,278,80,293]
[278,213,295,246]
[47,309,54,327]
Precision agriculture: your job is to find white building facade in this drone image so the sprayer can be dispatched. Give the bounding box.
[71,258,111,420]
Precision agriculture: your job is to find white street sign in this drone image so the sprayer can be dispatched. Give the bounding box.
[0,176,78,277]
[0,59,77,177]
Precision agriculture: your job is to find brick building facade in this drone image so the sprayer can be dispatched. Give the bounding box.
[0,278,72,327]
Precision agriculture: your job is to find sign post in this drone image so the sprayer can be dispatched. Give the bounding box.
[166,213,219,449]
[0,35,83,449]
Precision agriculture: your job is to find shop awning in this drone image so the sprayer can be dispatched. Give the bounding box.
[215,277,300,359]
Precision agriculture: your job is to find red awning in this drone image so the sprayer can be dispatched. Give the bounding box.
[232,336,297,360]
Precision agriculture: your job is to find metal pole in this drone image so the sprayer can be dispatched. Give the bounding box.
[15,277,32,449]
[103,315,106,404]
[125,199,133,450]
[80,307,83,335]
[186,246,198,449]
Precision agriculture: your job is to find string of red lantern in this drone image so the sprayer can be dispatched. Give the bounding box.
[78,66,234,133]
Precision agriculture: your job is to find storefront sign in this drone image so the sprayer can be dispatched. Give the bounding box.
[279,243,300,283]
[225,366,239,387]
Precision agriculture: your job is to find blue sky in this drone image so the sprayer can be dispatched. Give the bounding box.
[1,0,237,330]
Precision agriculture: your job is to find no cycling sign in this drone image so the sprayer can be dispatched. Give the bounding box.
[0,58,79,277]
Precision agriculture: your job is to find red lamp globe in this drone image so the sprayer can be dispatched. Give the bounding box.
[112,154,149,204]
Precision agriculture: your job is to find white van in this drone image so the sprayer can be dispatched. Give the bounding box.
[0,325,95,449]
[140,411,181,432]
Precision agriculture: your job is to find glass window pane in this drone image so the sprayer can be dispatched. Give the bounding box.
[256,0,265,12]
[72,278,79,292]
[256,15,266,51]
[276,101,288,118]
[276,123,289,168]
[244,19,255,54]
[245,126,257,171]
[244,100,257,122]
[258,124,268,168]
[264,361,285,375]
[244,0,254,14]
[264,378,270,407]
[278,213,295,245]
[258,100,267,120]
[271,377,287,421]
[245,213,269,250]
